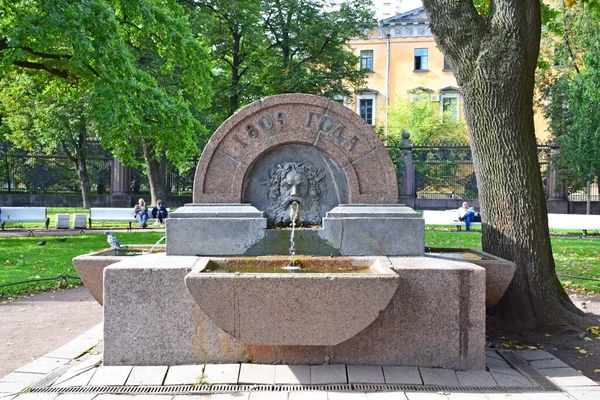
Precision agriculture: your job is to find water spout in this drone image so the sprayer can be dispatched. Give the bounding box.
[284,202,301,270]
[146,236,166,254]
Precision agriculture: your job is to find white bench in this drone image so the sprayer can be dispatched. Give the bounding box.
[423,209,482,230]
[0,207,50,235]
[89,207,169,230]
[548,213,600,235]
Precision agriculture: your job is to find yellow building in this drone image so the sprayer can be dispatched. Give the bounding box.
[348,6,550,142]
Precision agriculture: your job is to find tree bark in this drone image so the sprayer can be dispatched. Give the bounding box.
[143,144,166,206]
[63,121,92,209]
[422,0,589,329]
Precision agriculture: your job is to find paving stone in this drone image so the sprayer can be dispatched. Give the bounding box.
[14,357,66,374]
[130,396,174,400]
[366,392,409,399]
[310,364,347,385]
[93,395,135,400]
[288,391,328,400]
[248,393,289,400]
[455,371,498,387]
[538,367,599,387]
[511,350,555,361]
[126,366,168,386]
[382,366,422,385]
[54,394,98,400]
[238,364,276,385]
[482,395,535,400]
[346,366,385,384]
[529,358,569,369]
[0,381,30,394]
[485,357,515,372]
[445,393,492,399]
[405,393,449,399]
[209,394,250,400]
[0,372,45,384]
[11,394,57,400]
[203,364,240,384]
[45,337,100,360]
[568,389,600,400]
[88,365,133,386]
[274,365,310,385]
[327,392,368,400]
[419,368,459,387]
[523,393,579,399]
[163,365,205,385]
[485,349,504,360]
[53,367,96,387]
[489,371,536,387]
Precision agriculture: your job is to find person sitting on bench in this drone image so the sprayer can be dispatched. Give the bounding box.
[457,201,476,232]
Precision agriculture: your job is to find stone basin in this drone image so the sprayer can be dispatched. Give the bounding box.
[73,245,165,305]
[184,256,400,346]
[425,247,516,308]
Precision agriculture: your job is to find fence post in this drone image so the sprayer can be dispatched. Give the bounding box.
[546,144,569,213]
[110,157,132,207]
[398,131,416,207]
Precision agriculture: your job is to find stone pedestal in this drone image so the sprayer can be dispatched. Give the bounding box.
[73,213,87,229]
[167,204,424,256]
[103,254,485,370]
[55,214,70,229]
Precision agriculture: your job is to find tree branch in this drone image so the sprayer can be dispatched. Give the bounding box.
[12,61,69,78]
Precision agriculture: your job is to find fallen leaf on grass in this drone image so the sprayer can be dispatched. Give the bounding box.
[579,349,588,354]
[544,333,551,337]
[594,369,600,373]
[584,337,592,342]
[587,326,599,335]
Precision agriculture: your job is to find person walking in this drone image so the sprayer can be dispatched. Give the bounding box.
[134,198,149,228]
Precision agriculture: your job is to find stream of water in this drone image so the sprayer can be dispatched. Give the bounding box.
[284,201,300,270]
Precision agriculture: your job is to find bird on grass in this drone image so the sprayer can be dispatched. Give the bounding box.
[104,231,121,250]
[58,237,67,242]
[36,240,47,246]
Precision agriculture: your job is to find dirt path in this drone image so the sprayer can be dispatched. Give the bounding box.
[0,286,103,378]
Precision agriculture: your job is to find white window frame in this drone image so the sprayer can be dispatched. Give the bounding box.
[440,92,460,122]
[360,50,374,71]
[356,94,376,125]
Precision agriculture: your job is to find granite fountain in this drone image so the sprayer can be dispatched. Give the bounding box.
[74,93,516,370]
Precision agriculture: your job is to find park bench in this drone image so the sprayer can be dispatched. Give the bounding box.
[422,209,482,230]
[548,213,600,236]
[89,207,169,230]
[0,207,50,235]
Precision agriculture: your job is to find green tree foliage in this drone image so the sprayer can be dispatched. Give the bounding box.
[538,1,600,211]
[185,0,373,123]
[387,91,469,145]
[0,0,213,205]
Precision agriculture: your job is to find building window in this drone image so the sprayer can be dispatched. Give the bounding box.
[360,50,374,71]
[441,93,460,122]
[414,48,428,71]
[359,98,373,124]
[443,57,452,71]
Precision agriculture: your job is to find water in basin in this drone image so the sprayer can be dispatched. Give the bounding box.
[201,257,372,274]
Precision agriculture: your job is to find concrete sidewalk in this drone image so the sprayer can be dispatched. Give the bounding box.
[1,321,599,399]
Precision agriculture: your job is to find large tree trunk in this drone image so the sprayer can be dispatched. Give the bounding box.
[143,144,166,206]
[422,0,589,329]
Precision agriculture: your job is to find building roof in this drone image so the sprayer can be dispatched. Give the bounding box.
[380,7,427,25]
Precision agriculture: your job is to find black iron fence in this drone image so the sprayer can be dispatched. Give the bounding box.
[0,139,597,202]
[0,141,196,196]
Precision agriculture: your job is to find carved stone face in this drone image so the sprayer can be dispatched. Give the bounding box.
[266,162,325,227]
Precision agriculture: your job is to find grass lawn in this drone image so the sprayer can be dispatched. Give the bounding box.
[0,232,165,299]
[1,225,598,299]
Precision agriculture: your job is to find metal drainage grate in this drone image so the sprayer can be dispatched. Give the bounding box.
[30,382,555,395]
[497,350,563,392]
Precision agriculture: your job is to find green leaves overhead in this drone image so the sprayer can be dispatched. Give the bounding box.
[0,0,213,170]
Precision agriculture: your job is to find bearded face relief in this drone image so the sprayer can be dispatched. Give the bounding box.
[266,162,326,227]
